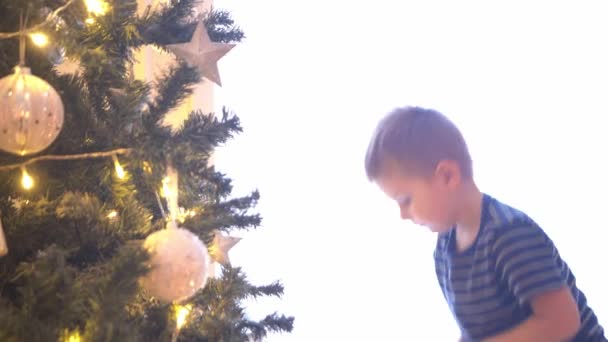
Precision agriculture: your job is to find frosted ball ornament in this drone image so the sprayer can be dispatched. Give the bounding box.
[0,65,64,155]
[141,222,210,303]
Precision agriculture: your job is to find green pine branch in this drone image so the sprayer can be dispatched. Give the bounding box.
[186,190,262,237]
[137,0,198,46]
[1,245,85,342]
[204,8,245,43]
[82,244,149,342]
[182,266,293,341]
[145,63,200,134]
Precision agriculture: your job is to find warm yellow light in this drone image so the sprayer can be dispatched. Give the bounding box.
[112,155,125,179]
[161,176,172,198]
[142,161,152,174]
[175,304,192,330]
[106,210,118,219]
[62,330,81,342]
[21,168,34,190]
[177,208,197,223]
[85,17,95,25]
[29,33,49,47]
[84,0,109,16]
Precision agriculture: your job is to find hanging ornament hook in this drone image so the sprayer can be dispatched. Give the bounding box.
[164,163,179,228]
[19,12,25,65]
[18,9,31,66]
[154,190,167,220]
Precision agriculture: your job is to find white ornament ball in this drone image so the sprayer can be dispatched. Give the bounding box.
[0,65,64,156]
[141,226,209,303]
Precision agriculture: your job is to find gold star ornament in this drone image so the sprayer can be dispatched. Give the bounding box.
[208,231,241,266]
[167,21,235,86]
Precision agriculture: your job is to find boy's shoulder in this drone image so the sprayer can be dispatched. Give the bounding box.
[482,193,536,232]
[478,193,554,255]
[435,194,545,254]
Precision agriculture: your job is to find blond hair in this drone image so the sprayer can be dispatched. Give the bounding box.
[365,106,472,180]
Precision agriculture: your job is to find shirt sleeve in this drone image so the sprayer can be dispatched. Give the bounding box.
[491,222,567,304]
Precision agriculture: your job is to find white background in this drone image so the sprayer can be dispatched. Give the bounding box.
[212,1,608,340]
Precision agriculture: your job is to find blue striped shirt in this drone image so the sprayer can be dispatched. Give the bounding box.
[434,194,606,341]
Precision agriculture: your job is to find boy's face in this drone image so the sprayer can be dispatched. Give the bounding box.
[375,159,460,233]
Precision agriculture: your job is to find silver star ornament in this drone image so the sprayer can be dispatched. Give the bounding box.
[167,21,235,86]
[209,231,241,266]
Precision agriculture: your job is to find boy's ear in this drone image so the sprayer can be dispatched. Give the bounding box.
[434,160,461,188]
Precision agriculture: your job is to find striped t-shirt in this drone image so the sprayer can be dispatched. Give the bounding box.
[434,194,606,341]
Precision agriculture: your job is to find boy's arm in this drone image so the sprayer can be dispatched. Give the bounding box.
[485,223,581,342]
[482,286,580,342]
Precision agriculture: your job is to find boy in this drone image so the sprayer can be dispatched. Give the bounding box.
[365,106,606,341]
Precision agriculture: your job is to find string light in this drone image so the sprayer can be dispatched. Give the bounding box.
[177,208,197,223]
[170,304,193,342]
[112,154,125,179]
[142,161,152,174]
[0,148,131,172]
[84,0,110,16]
[85,18,95,25]
[175,304,192,330]
[0,149,131,191]
[21,168,34,190]
[29,33,48,47]
[0,0,76,39]
[62,330,81,342]
[106,210,118,219]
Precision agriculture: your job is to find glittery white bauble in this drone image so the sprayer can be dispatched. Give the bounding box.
[141,226,209,303]
[0,66,64,155]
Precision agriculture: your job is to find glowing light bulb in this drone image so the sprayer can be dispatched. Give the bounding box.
[142,161,152,174]
[29,33,49,47]
[112,155,125,179]
[63,330,81,342]
[84,0,109,16]
[21,168,34,190]
[85,17,95,25]
[106,210,118,219]
[175,304,193,330]
[177,208,198,223]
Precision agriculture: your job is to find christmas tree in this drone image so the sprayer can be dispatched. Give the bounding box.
[0,0,293,341]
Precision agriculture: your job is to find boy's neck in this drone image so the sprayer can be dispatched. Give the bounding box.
[454,182,484,251]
